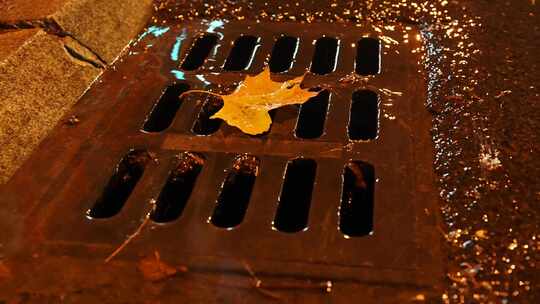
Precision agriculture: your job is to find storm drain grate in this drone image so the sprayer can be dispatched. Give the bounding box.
[7,21,442,286]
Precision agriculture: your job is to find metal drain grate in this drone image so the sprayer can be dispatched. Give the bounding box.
[5,21,442,286]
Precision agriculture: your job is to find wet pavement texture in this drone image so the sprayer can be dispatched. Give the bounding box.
[1,0,539,303]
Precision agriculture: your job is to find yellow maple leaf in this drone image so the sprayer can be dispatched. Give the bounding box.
[182,68,318,135]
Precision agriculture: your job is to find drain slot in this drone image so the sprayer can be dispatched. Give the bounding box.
[273,158,317,233]
[348,90,379,140]
[295,90,329,139]
[192,96,224,135]
[269,36,299,73]
[150,152,204,223]
[142,83,190,133]
[210,155,259,228]
[223,35,260,71]
[181,34,219,71]
[356,38,381,75]
[339,161,375,237]
[87,150,151,219]
[310,37,339,75]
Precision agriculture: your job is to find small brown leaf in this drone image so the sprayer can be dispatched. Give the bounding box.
[137,251,186,282]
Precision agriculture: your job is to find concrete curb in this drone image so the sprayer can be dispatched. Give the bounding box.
[0,0,153,184]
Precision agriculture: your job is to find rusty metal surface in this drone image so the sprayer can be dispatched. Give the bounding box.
[1,20,442,300]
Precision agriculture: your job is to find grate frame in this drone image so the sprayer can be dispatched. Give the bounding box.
[3,21,442,287]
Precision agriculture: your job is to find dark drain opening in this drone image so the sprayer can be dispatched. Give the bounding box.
[355,38,381,75]
[295,90,330,139]
[210,155,259,228]
[269,36,299,73]
[150,152,204,223]
[310,37,339,75]
[87,150,151,219]
[348,90,379,140]
[181,34,219,71]
[339,161,375,237]
[192,96,224,135]
[273,158,317,233]
[142,83,190,133]
[223,35,260,71]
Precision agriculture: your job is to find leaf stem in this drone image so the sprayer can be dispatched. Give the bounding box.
[179,90,223,100]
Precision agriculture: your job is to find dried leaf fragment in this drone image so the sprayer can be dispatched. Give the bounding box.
[137,251,187,282]
[182,68,318,135]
